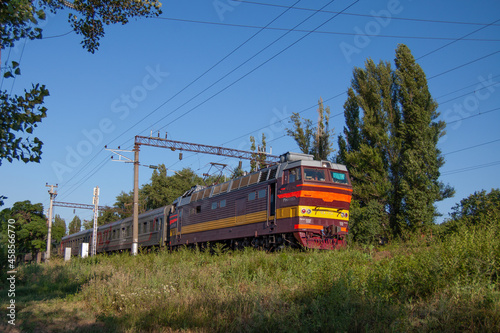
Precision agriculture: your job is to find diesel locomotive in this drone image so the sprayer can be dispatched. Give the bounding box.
[60,152,352,254]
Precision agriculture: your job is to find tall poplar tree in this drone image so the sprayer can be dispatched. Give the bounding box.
[338,44,453,240]
[393,44,454,234]
[287,98,334,160]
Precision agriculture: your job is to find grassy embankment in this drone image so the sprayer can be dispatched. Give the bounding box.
[1,225,499,332]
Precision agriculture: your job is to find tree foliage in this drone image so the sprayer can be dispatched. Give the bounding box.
[53,213,66,238]
[0,200,47,254]
[287,98,334,160]
[142,166,203,210]
[95,166,204,221]
[441,189,500,235]
[68,215,82,235]
[250,133,267,172]
[0,0,162,167]
[338,44,454,241]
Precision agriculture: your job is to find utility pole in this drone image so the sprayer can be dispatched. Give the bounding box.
[45,183,58,261]
[91,186,99,256]
[132,143,140,255]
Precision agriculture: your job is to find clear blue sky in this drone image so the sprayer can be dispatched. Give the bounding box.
[1,0,499,226]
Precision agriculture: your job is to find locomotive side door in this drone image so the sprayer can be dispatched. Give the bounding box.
[268,182,276,226]
[235,198,246,224]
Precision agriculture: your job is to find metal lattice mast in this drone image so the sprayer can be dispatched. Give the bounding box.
[91,187,100,256]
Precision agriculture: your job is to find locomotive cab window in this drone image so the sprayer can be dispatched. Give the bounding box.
[304,168,326,181]
[331,171,348,184]
[288,167,302,183]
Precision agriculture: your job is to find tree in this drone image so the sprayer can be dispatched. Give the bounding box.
[141,166,203,210]
[287,98,334,160]
[0,200,47,254]
[0,0,162,166]
[446,189,500,231]
[231,162,245,179]
[338,44,454,239]
[98,206,120,225]
[53,214,66,239]
[338,60,394,243]
[392,44,454,234]
[68,215,82,235]
[250,133,267,172]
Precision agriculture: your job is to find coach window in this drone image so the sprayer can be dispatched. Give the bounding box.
[220,199,226,208]
[258,189,266,199]
[143,222,148,234]
[248,192,256,201]
[211,202,218,210]
[196,205,201,213]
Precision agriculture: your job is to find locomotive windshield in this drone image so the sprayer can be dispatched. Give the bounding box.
[304,168,326,181]
[331,171,348,184]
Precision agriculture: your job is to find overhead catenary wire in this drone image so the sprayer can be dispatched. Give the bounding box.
[56,2,499,201]
[236,0,500,27]
[154,16,500,42]
[106,0,303,148]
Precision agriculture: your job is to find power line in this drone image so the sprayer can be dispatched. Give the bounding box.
[443,138,500,156]
[107,0,302,148]
[50,1,307,200]
[435,74,500,99]
[157,0,359,132]
[56,3,499,201]
[441,160,500,176]
[416,18,500,60]
[154,16,500,42]
[438,80,500,105]
[236,0,500,27]
[428,50,500,80]
[445,106,500,125]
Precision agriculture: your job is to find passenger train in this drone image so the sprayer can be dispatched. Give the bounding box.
[60,152,352,254]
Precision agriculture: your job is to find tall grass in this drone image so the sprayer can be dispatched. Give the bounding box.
[1,225,499,332]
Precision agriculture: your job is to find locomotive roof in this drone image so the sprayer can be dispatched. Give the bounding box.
[173,152,348,207]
